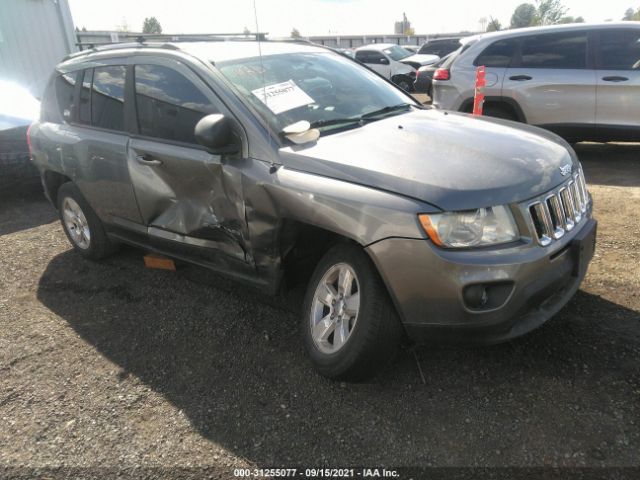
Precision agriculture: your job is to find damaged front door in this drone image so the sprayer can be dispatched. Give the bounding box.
[127,60,249,267]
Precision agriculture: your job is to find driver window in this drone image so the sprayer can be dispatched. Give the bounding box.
[134,64,218,144]
[370,53,387,64]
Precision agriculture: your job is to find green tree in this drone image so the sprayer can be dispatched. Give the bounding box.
[486,17,502,31]
[142,17,162,34]
[534,0,567,25]
[623,7,640,20]
[510,3,536,28]
[558,15,584,23]
[291,27,301,38]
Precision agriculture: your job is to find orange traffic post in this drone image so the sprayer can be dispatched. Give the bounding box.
[472,65,486,116]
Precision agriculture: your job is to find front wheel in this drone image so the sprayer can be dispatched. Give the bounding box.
[395,78,413,92]
[302,243,403,381]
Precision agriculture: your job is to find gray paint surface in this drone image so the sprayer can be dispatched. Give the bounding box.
[0,0,76,98]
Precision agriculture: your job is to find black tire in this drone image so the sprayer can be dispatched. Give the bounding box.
[482,104,517,121]
[398,79,413,92]
[302,242,403,381]
[393,75,413,92]
[56,182,117,260]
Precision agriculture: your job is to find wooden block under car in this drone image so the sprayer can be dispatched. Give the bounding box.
[143,253,176,271]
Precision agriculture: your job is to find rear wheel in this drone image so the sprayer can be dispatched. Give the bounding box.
[302,243,403,381]
[57,182,117,260]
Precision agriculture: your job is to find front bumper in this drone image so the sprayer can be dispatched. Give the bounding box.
[366,218,597,344]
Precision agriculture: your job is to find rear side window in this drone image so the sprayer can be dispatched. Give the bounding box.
[418,43,442,55]
[91,66,126,131]
[598,29,640,70]
[134,64,217,145]
[55,72,78,122]
[520,32,587,69]
[474,39,518,67]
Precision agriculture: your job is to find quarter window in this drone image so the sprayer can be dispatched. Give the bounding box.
[474,39,518,67]
[520,32,587,69]
[134,64,217,144]
[598,30,640,70]
[78,68,93,125]
[55,72,78,122]
[91,66,126,131]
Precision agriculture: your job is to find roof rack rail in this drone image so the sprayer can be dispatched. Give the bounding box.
[63,42,181,62]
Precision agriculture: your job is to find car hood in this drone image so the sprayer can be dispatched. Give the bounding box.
[401,54,440,66]
[278,109,578,211]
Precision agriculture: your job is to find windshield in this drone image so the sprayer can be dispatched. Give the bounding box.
[382,45,413,61]
[217,52,416,136]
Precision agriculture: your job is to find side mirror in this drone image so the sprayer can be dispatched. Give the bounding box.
[194,114,239,154]
[379,57,390,65]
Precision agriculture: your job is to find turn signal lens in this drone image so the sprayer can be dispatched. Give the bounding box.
[418,214,443,246]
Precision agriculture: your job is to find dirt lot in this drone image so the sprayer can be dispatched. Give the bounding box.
[0,142,639,478]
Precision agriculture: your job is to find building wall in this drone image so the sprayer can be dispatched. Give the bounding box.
[0,0,76,98]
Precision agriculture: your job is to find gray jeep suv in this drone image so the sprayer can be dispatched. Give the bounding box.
[29,40,596,380]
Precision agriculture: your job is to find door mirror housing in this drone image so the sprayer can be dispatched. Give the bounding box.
[379,57,390,65]
[194,114,239,154]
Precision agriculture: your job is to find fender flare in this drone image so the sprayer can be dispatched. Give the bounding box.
[459,96,527,123]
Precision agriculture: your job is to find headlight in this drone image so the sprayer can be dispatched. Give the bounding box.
[419,205,518,248]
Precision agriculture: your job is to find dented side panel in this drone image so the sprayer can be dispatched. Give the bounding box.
[241,160,437,278]
[127,138,249,263]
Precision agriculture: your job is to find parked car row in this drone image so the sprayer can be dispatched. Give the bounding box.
[330,38,464,92]
[431,22,640,142]
[353,43,438,91]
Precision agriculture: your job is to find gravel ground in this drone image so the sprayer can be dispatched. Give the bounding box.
[0,142,639,478]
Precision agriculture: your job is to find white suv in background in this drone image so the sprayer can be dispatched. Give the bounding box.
[431,22,640,142]
[355,44,439,91]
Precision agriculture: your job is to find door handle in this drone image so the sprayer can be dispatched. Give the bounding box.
[602,76,628,82]
[509,75,532,81]
[135,154,162,166]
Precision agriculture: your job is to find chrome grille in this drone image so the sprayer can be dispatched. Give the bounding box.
[527,169,589,246]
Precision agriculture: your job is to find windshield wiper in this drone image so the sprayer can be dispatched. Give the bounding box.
[306,104,416,132]
[309,117,363,129]
[359,103,414,120]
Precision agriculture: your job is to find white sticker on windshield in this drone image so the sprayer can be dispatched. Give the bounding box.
[251,80,314,114]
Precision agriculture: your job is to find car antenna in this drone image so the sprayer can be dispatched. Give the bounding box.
[253,0,278,173]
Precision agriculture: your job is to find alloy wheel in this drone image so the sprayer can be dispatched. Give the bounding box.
[62,197,91,249]
[310,263,360,354]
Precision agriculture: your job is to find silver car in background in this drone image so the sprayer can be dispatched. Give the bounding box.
[355,43,439,91]
[432,22,640,142]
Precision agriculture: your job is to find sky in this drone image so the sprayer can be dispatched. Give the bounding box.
[67,0,638,37]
